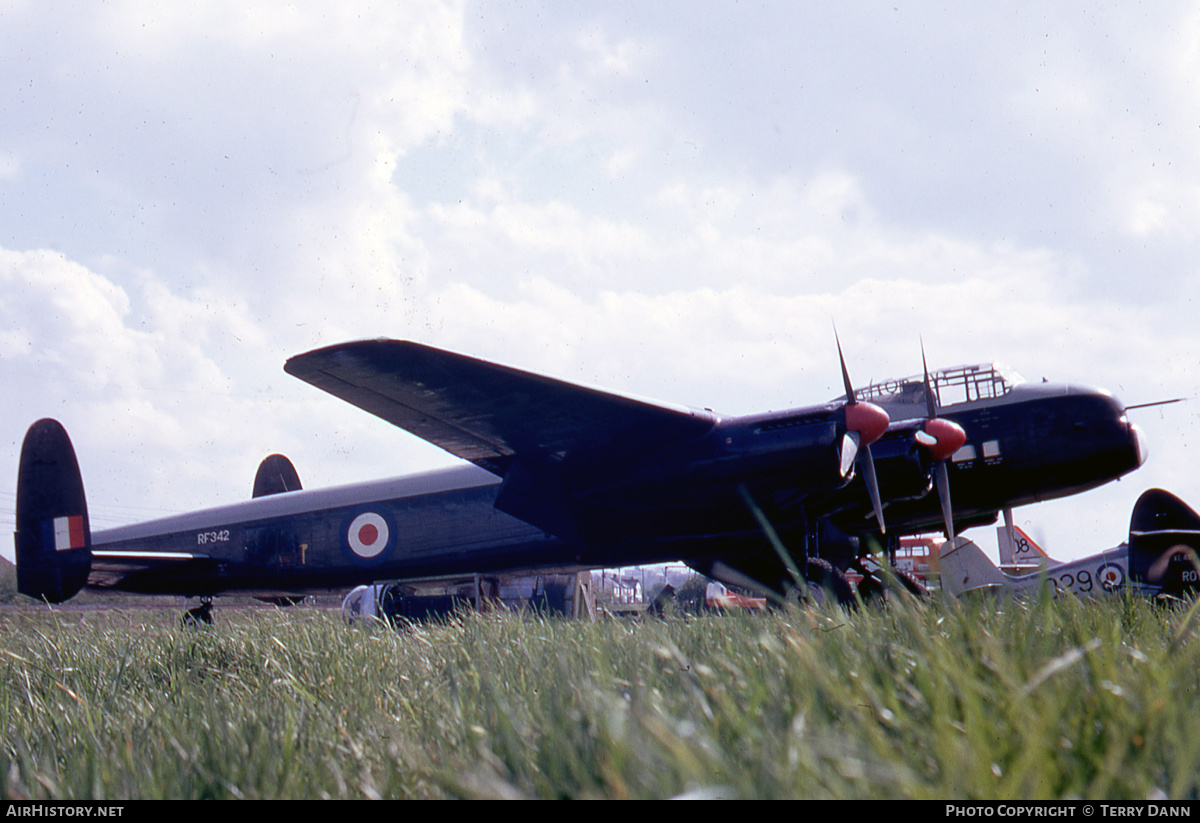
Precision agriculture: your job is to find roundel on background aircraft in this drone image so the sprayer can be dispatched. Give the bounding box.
[344,510,392,560]
[1097,563,1125,591]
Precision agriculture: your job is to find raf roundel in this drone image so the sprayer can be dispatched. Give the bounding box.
[1098,563,1125,591]
[347,512,390,559]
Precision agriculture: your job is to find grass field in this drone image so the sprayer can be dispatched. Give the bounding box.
[1,591,1198,799]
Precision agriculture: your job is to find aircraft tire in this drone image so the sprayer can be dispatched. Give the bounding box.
[805,558,856,608]
[854,572,885,606]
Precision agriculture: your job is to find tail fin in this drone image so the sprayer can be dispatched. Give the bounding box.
[1128,488,1200,597]
[252,454,302,498]
[15,419,92,602]
[939,537,1006,596]
[998,524,1060,570]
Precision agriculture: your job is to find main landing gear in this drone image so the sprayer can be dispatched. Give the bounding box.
[850,557,930,605]
[802,558,857,607]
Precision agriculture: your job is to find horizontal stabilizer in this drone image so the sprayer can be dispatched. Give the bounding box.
[938,537,1005,597]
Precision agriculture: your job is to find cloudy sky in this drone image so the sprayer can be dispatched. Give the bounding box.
[2,2,1198,564]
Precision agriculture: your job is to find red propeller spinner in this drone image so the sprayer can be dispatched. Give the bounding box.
[916,416,966,462]
[836,329,890,532]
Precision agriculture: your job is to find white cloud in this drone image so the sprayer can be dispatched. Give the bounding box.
[3,3,1200,569]
[0,248,297,522]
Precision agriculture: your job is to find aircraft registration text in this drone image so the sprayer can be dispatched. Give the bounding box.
[197,529,231,546]
[1049,563,1125,596]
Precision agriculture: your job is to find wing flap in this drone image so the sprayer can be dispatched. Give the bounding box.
[285,340,716,473]
[87,550,216,591]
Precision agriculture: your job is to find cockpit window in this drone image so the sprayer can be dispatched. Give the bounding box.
[847,363,1025,408]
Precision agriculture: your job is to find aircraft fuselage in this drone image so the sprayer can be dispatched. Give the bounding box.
[90,468,551,597]
[16,347,1147,603]
[84,382,1143,598]
[901,384,1139,529]
[823,381,1145,538]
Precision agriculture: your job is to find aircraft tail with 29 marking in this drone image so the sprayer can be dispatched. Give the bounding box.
[940,487,1200,600]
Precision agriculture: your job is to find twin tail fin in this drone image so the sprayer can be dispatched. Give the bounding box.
[1129,488,1200,598]
[15,419,92,603]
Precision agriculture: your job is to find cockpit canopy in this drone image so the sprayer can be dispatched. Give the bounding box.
[845,363,1025,410]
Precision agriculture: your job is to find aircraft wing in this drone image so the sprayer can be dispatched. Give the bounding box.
[285,340,717,475]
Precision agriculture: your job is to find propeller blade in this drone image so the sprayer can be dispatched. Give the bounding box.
[835,326,856,402]
[921,339,960,541]
[862,443,885,533]
[833,325,889,530]
[921,338,938,419]
[833,325,889,445]
[840,432,859,478]
[935,460,955,542]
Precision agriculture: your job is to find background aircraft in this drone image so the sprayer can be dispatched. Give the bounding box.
[939,488,1200,600]
[15,339,1147,614]
[996,523,1061,573]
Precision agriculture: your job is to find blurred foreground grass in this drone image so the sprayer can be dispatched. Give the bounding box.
[1,592,1198,799]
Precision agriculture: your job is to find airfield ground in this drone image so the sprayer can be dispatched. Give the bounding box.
[1,593,1198,800]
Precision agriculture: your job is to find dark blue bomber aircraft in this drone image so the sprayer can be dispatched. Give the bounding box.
[15,339,1147,618]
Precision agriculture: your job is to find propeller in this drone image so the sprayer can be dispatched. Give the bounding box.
[916,343,967,541]
[835,330,890,532]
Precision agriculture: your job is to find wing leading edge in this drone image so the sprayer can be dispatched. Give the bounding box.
[284,340,718,476]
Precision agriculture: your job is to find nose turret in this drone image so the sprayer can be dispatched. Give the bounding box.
[1102,387,1148,471]
[1058,384,1148,483]
[954,380,1152,509]
[1130,419,1148,468]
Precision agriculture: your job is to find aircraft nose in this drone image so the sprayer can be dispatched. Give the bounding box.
[1067,385,1148,477]
[1100,387,1148,469]
[1100,388,1148,471]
